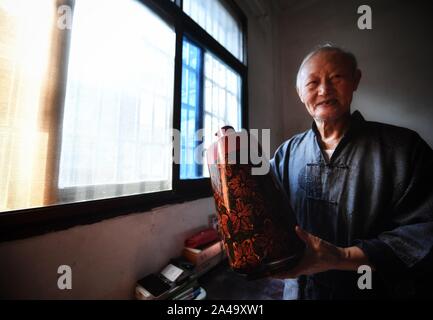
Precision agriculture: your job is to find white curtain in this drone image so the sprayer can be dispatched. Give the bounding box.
[58,0,176,201]
[0,0,58,211]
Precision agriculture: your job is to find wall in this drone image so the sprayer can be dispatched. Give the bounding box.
[236,0,282,155]
[0,198,215,299]
[0,2,278,299]
[273,0,433,148]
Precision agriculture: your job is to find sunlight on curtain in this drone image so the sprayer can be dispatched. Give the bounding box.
[0,0,57,211]
[59,0,175,202]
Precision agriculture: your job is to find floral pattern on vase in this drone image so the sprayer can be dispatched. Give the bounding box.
[209,162,303,275]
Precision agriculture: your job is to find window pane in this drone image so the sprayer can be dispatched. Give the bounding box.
[180,39,202,179]
[180,48,241,179]
[183,0,244,62]
[180,43,241,180]
[203,53,241,177]
[59,0,175,202]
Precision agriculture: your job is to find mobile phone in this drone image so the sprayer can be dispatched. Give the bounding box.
[135,273,172,300]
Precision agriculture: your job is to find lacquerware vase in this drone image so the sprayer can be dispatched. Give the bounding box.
[206,126,305,279]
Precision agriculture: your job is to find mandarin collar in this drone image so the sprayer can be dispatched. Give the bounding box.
[311,110,365,138]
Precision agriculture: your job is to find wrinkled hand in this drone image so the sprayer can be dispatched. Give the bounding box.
[272,226,346,279]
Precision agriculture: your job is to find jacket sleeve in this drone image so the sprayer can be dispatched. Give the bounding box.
[354,134,433,280]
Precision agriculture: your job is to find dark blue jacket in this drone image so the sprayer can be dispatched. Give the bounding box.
[270,110,433,299]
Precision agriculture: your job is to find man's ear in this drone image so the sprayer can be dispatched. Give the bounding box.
[353,69,362,91]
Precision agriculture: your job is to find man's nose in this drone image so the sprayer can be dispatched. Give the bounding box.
[317,80,333,96]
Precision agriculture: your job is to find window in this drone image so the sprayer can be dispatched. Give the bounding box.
[183,0,244,62]
[0,0,177,211]
[180,39,242,179]
[59,0,175,202]
[0,0,247,239]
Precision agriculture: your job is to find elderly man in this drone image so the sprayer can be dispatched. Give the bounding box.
[270,44,433,299]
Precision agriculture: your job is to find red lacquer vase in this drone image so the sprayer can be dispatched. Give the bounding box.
[207,126,305,279]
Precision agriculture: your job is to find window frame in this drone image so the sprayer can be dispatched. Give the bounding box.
[0,0,248,242]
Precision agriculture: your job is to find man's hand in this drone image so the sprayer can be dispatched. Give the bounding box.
[273,226,373,279]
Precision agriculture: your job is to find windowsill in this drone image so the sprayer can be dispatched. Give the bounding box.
[0,185,212,243]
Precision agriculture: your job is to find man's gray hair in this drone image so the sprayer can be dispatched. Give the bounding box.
[296,44,358,90]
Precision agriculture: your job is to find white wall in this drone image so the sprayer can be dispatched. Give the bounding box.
[272,0,433,148]
[236,0,283,154]
[0,198,215,299]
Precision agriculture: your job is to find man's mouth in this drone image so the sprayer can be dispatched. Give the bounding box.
[316,98,338,107]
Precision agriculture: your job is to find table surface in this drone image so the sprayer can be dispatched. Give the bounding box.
[197,261,285,300]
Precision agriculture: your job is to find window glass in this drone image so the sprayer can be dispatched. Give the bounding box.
[59,0,176,202]
[183,0,244,62]
[202,52,241,177]
[180,40,242,179]
[180,40,202,179]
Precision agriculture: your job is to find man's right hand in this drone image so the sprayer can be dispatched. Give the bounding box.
[272,226,372,279]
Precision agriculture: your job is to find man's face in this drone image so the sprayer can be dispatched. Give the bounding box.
[297,51,361,122]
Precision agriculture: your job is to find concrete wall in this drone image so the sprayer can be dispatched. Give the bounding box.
[0,2,277,299]
[273,0,433,148]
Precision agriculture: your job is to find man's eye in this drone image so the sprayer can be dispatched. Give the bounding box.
[306,81,317,87]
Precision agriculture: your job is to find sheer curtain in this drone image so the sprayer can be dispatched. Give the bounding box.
[59,0,176,202]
